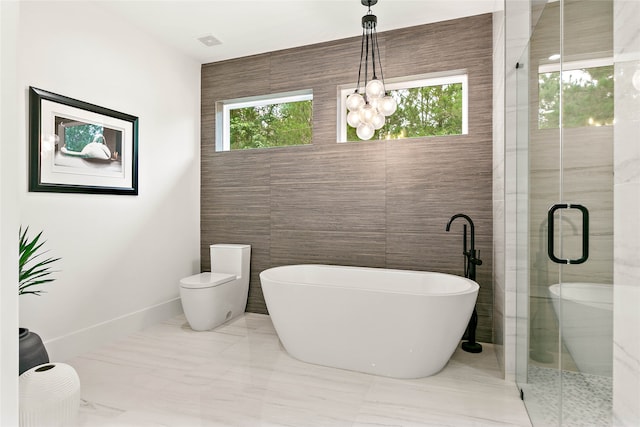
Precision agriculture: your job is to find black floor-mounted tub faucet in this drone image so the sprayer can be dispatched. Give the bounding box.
[446,213,483,353]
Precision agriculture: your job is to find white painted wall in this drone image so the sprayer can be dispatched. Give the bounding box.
[1,1,21,423]
[15,1,200,361]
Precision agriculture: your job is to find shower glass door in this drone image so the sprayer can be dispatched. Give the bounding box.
[516,0,614,425]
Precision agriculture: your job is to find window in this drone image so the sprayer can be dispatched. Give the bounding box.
[538,58,614,129]
[216,90,313,151]
[338,72,468,142]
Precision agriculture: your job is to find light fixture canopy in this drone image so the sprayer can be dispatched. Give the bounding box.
[347,0,396,140]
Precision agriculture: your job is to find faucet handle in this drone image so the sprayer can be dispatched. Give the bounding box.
[472,249,483,266]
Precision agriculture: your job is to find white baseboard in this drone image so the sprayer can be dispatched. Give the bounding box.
[44,298,183,362]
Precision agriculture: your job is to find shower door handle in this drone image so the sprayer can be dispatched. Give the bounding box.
[547,203,589,264]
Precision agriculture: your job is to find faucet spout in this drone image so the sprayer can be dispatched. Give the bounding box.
[445,212,474,231]
[446,213,475,258]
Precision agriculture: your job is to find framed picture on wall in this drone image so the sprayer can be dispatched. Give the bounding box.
[29,86,139,195]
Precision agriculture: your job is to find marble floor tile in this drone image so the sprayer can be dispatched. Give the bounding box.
[69,313,531,427]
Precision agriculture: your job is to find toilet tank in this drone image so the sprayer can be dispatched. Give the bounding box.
[210,244,251,279]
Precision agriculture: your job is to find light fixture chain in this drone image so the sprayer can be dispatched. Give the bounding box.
[373,28,384,85]
[356,27,366,93]
[370,21,377,79]
[364,25,370,99]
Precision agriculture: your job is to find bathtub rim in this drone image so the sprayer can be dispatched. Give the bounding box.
[260,264,479,297]
[548,282,613,310]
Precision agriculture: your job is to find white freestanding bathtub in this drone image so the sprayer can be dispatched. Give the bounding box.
[548,283,613,377]
[260,264,479,379]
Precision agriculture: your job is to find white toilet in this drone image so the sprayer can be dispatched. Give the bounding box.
[179,244,251,331]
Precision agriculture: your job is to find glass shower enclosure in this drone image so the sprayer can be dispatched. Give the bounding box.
[515,0,615,425]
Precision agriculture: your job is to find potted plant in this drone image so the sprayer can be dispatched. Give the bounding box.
[19,226,60,375]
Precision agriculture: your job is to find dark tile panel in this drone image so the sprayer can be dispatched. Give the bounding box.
[476,283,494,307]
[385,138,493,243]
[268,37,365,90]
[386,193,492,237]
[271,181,386,233]
[201,55,271,101]
[248,282,268,314]
[309,84,341,146]
[202,150,271,188]
[384,15,492,80]
[270,142,386,185]
[475,320,493,343]
[385,137,493,179]
[201,186,271,213]
[201,216,271,242]
[201,115,216,153]
[270,229,386,268]
[386,232,464,274]
[248,249,272,314]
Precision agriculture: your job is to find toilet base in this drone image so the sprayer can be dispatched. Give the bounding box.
[184,308,235,331]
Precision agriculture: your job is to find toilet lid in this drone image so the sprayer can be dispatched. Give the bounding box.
[180,272,236,289]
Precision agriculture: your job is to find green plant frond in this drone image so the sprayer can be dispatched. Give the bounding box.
[19,260,60,282]
[19,232,46,266]
[19,278,56,292]
[19,277,56,291]
[19,290,45,296]
[18,226,60,296]
[22,248,57,266]
[19,267,58,284]
[22,254,61,270]
[20,277,56,287]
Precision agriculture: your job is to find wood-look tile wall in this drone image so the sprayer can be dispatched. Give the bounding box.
[201,14,495,342]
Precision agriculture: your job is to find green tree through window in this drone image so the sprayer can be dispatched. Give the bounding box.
[229,100,312,150]
[538,64,614,129]
[346,83,464,141]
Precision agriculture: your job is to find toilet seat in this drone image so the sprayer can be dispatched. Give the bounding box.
[180,272,236,289]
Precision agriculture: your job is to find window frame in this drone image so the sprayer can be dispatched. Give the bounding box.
[538,57,613,74]
[336,70,469,143]
[216,89,313,152]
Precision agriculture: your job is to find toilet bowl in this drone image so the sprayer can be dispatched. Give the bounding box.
[179,244,250,331]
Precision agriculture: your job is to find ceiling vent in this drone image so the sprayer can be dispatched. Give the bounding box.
[197,34,222,47]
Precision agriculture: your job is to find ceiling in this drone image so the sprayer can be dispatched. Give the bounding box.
[100,0,500,64]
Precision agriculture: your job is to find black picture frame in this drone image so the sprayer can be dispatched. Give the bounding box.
[29,87,139,195]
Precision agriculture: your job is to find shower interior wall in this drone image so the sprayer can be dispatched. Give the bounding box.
[201,13,495,342]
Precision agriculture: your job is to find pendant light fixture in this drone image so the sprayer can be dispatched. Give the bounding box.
[346,0,397,140]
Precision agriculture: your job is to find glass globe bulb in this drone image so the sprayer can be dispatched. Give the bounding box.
[347,110,362,128]
[346,92,365,112]
[371,113,385,130]
[356,122,375,140]
[379,95,397,116]
[365,79,385,99]
[358,103,376,124]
